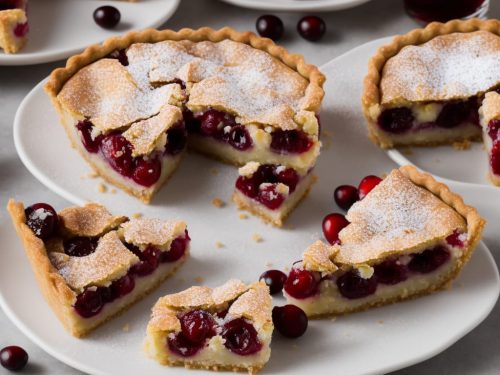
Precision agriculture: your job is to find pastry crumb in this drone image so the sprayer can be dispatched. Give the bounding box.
[210,168,219,175]
[212,198,225,208]
[265,261,273,268]
[239,213,249,220]
[453,140,471,151]
[122,323,130,332]
[110,189,117,194]
[215,241,224,249]
[194,276,204,283]
[252,233,263,243]
[97,183,107,193]
[132,213,143,219]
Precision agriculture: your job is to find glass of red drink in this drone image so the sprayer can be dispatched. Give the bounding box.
[404,0,489,24]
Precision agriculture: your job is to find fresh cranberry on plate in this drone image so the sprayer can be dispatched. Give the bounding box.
[322,213,349,245]
[272,305,308,338]
[297,16,326,41]
[93,6,121,29]
[256,15,284,41]
[0,346,28,372]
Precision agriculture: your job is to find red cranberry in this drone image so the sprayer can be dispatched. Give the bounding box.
[160,234,189,263]
[336,270,378,299]
[270,129,313,154]
[167,332,203,357]
[257,184,286,210]
[222,318,262,356]
[164,123,187,155]
[259,270,287,295]
[64,237,98,257]
[408,246,450,274]
[446,230,465,248]
[25,203,58,240]
[284,268,320,299]
[374,260,408,285]
[436,100,474,128]
[93,6,120,29]
[229,125,253,151]
[74,288,104,318]
[216,308,229,319]
[358,175,382,199]
[297,16,326,42]
[236,175,260,198]
[110,274,135,299]
[180,310,217,344]
[272,305,308,338]
[322,213,349,245]
[488,119,500,141]
[108,49,129,66]
[13,22,28,38]
[99,134,134,177]
[132,156,162,187]
[334,185,359,210]
[132,246,161,277]
[256,15,284,41]
[491,140,500,175]
[276,167,299,192]
[76,120,102,153]
[184,110,200,133]
[378,108,414,133]
[199,109,227,136]
[0,346,28,372]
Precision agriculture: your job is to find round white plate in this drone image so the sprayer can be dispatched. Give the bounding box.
[218,0,372,12]
[8,37,500,374]
[0,0,179,66]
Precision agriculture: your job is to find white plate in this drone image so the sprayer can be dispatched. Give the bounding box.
[0,0,179,66]
[218,0,372,12]
[7,37,500,374]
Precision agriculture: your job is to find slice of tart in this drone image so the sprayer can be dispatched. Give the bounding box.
[479,91,500,186]
[7,199,190,337]
[0,0,28,54]
[233,162,316,226]
[144,280,273,374]
[363,19,500,149]
[283,166,485,317]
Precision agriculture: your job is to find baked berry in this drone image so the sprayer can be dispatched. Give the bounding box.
[488,119,500,141]
[322,213,349,245]
[0,346,28,372]
[168,331,203,357]
[25,203,58,240]
[491,140,500,175]
[336,270,378,299]
[76,120,102,153]
[270,129,313,154]
[358,175,382,199]
[374,260,408,285]
[99,134,134,177]
[258,184,285,210]
[132,245,162,277]
[132,156,162,187]
[408,246,450,274]
[297,16,326,41]
[93,6,120,29]
[108,49,129,66]
[74,288,104,318]
[272,305,308,338]
[222,318,262,356]
[436,100,473,128]
[446,230,465,248]
[256,15,284,41]
[229,125,253,151]
[160,234,189,263]
[199,109,225,136]
[276,167,299,192]
[64,237,98,257]
[334,185,359,210]
[180,310,217,344]
[110,273,135,299]
[259,269,287,295]
[284,268,320,299]
[378,108,414,133]
[14,22,28,38]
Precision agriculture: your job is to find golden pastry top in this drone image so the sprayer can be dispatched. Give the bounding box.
[119,217,186,250]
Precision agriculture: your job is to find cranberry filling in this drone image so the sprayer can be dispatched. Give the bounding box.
[25,203,59,240]
[446,230,466,248]
[179,310,217,344]
[14,22,28,38]
[160,232,190,263]
[491,140,500,175]
[272,305,308,338]
[270,129,313,154]
[164,122,187,156]
[132,156,162,187]
[76,120,102,153]
[336,270,378,299]
[109,274,135,300]
[222,318,262,356]
[131,245,162,277]
[408,246,450,274]
[99,134,134,177]
[488,119,500,141]
[259,269,287,295]
[374,260,408,285]
[74,288,104,318]
[168,331,204,357]
[378,107,414,134]
[64,237,98,257]
[108,49,129,66]
[284,268,320,299]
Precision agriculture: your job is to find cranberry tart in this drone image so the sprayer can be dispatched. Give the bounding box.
[0,0,28,54]
[44,28,325,222]
[479,92,500,186]
[283,166,485,317]
[7,199,190,337]
[363,19,500,150]
[144,280,273,374]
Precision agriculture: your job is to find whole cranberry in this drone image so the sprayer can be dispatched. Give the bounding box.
[297,16,326,42]
[161,234,189,263]
[99,134,134,177]
[408,246,450,274]
[374,260,408,285]
[63,237,98,257]
[276,167,299,192]
[110,273,135,299]
[336,270,378,299]
[93,6,120,29]
[358,175,382,199]
[272,305,308,338]
[334,185,359,211]
[180,310,217,344]
[132,245,161,277]
[259,269,287,295]
[24,203,59,240]
[378,108,414,134]
[168,331,203,357]
[436,100,473,128]
[284,268,320,299]
[222,318,262,356]
[258,184,285,210]
[256,15,284,41]
[132,156,162,187]
[0,346,28,371]
[74,288,104,318]
[322,213,349,245]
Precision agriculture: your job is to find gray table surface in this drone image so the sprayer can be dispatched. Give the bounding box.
[1,0,500,374]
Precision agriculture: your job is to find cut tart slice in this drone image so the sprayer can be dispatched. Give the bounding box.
[283,166,485,317]
[363,19,500,149]
[0,0,28,54]
[45,27,325,209]
[7,199,190,337]
[233,162,316,226]
[479,91,500,186]
[144,280,273,374]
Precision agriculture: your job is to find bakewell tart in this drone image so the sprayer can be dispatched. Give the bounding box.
[44,28,325,224]
[363,19,500,149]
[7,199,190,337]
[0,0,28,54]
[144,280,273,374]
[283,166,485,317]
[479,92,500,186]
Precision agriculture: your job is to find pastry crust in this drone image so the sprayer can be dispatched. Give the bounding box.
[362,18,500,148]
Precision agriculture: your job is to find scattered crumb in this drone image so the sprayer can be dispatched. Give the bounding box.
[265,262,273,268]
[122,323,130,332]
[252,233,263,243]
[97,183,107,193]
[239,213,249,220]
[110,189,117,194]
[453,140,472,151]
[330,316,337,322]
[215,241,224,249]
[378,320,384,325]
[212,197,225,208]
[210,168,219,175]
[402,148,413,156]
[194,276,204,283]
[82,171,99,179]
[132,213,143,219]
